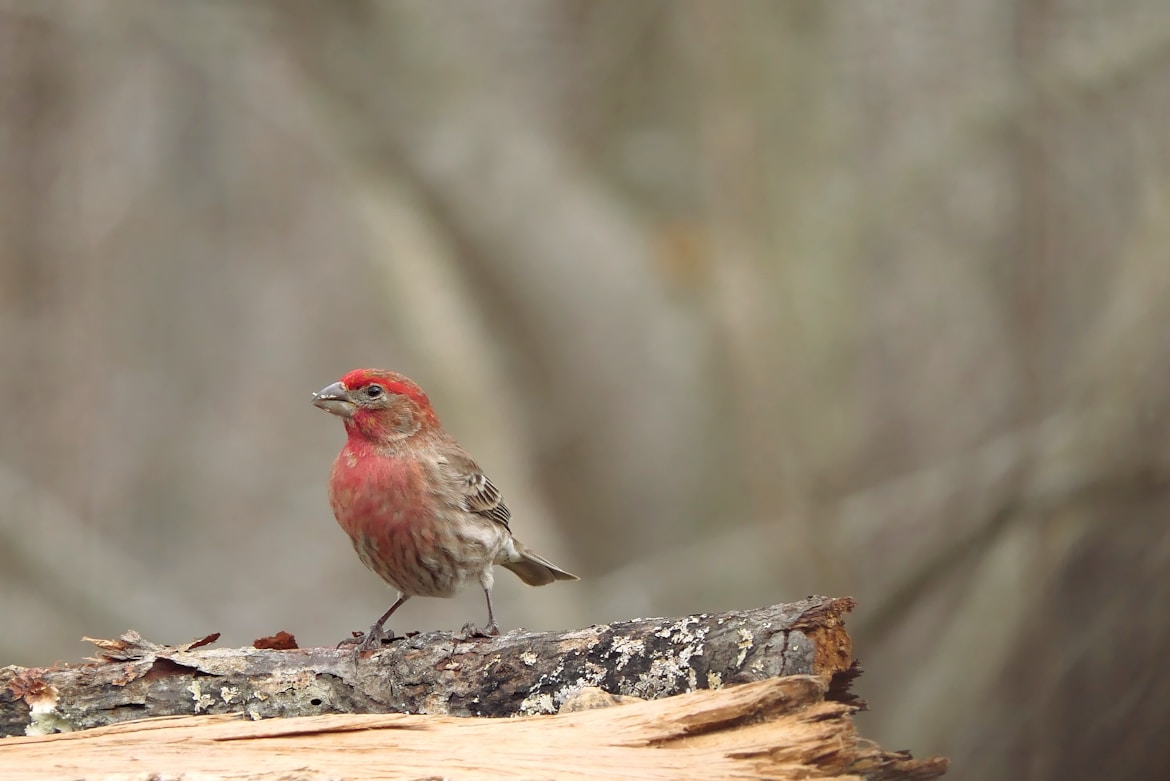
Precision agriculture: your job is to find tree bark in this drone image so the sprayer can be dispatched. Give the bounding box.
[1,597,854,737]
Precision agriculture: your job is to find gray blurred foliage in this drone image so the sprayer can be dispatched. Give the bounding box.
[2,1,1169,779]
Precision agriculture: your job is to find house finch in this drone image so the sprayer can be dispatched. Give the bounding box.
[313,368,577,649]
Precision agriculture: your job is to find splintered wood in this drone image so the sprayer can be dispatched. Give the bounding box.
[0,675,946,781]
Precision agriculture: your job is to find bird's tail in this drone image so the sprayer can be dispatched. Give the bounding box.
[502,541,579,587]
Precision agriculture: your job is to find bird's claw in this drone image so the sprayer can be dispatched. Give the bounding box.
[456,621,500,641]
[337,624,396,655]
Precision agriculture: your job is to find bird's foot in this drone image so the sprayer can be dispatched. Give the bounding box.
[337,624,396,655]
[456,621,500,641]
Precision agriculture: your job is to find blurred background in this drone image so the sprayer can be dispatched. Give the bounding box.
[2,1,1169,778]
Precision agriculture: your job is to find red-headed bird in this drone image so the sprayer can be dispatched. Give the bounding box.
[313,369,577,649]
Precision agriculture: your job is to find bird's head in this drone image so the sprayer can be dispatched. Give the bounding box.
[313,369,438,444]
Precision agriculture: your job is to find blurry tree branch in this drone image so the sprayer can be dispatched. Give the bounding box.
[258,1,707,570]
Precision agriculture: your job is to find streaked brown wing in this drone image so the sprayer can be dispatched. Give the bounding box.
[438,450,512,530]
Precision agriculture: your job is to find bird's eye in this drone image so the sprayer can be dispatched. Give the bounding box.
[365,384,384,399]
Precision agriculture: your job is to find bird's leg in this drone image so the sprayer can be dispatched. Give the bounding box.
[363,593,410,649]
[482,586,500,636]
[455,588,500,641]
[339,594,410,654]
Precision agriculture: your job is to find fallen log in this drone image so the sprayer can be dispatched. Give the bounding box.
[0,596,949,780]
[1,596,855,734]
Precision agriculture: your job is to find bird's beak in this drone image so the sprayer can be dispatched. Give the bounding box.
[313,381,356,418]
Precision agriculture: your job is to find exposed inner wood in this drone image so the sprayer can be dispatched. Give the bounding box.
[0,675,947,781]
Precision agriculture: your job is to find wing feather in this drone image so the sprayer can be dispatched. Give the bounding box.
[438,450,512,530]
